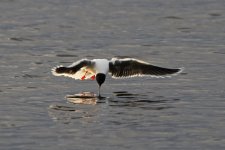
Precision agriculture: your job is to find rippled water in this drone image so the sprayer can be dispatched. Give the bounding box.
[1,0,225,149]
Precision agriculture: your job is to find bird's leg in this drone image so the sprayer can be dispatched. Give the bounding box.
[81,71,88,80]
[98,85,101,98]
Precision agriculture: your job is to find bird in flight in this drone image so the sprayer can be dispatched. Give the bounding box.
[52,58,183,97]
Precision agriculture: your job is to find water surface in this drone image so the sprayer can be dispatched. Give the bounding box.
[1,0,225,149]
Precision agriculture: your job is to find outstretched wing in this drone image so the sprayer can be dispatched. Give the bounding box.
[52,59,95,80]
[109,58,183,78]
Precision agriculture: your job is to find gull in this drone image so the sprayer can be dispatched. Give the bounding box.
[52,58,184,97]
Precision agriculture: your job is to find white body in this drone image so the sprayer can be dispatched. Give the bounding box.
[93,59,109,74]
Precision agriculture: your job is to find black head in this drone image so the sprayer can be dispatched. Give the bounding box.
[96,73,106,87]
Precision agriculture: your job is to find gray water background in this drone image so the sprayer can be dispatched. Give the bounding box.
[1,0,225,149]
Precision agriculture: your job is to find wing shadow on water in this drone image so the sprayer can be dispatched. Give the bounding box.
[110,91,180,110]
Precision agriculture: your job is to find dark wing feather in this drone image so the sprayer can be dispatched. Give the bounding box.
[109,58,182,78]
[52,59,92,75]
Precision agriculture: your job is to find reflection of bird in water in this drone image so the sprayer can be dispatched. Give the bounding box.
[52,58,184,97]
[66,92,97,105]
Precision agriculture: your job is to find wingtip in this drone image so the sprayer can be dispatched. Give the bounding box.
[51,65,63,76]
[178,67,185,74]
[171,67,184,76]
